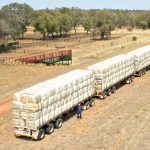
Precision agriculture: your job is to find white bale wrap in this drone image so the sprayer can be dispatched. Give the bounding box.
[87,55,134,92]
[13,69,95,130]
[127,46,150,72]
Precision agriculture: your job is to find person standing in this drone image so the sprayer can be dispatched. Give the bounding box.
[77,104,83,119]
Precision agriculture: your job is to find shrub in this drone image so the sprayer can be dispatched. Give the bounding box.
[127,27,133,31]
[132,36,137,41]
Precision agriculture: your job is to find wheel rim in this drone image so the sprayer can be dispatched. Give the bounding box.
[40,132,45,139]
[99,95,103,99]
[91,101,95,106]
[50,126,54,133]
[87,104,90,109]
[112,87,116,93]
[58,120,62,127]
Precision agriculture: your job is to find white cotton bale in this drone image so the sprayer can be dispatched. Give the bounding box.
[28,112,41,120]
[42,108,47,116]
[13,93,21,102]
[79,95,84,101]
[60,90,67,98]
[43,99,48,108]
[50,111,55,119]
[13,101,24,110]
[20,112,28,120]
[48,96,54,105]
[14,118,25,127]
[12,110,20,119]
[34,119,40,128]
[43,114,49,123]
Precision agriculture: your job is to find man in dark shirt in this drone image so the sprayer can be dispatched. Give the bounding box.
[77,104,83,119]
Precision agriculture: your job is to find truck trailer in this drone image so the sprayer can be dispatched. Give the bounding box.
[87,55,135,99]
[127,46,150,76]
[13,69,95,140]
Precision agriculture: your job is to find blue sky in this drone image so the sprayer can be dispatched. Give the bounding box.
[0,0,150,10]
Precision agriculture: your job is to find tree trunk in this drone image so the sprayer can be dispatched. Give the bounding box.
[52,32,54,38]
[47,33,50,38]
[12,35,16,41]
[74,27,77,35]
[21,32,24,39]
[43,32,46,40]
[101,32,105,40]
[60,31,62,37]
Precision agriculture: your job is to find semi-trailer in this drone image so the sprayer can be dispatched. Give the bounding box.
[87,55,135,99]
[127,46,150,76]
[13,69,95,140]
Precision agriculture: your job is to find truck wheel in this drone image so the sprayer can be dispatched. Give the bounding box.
[129,79,132,84]
[55,118,63,129]
[46,123,54,134]
[90,99,95,107]
[99,95,103,99]
[85,101,90,109]
[131,77,134,82]
[37,129,45,140]
[103,91,107,99]
[125,78,131,84]
[139,71,143,77]
[107,89,111,96]
[111,86,116,93]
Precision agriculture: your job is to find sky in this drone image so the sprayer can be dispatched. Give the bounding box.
[0,0,150,10]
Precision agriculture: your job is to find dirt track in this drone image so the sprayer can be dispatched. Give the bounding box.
[0,29,150,149]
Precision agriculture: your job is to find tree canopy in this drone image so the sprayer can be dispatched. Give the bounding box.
[0,2,150,40]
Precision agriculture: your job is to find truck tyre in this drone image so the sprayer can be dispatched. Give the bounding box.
[131,77,134,82]
[103,91,107,99]
[112,86,116,93]
[129,79,132,84]
[46,123,54,134]
[85,101,90,109]
[139,71,143,77]
[107,89,111,96]
[55,118,63,129]
[125,78,131,84]
[90,99,95,107]
[37,129,45,140]
[99,95,104,99]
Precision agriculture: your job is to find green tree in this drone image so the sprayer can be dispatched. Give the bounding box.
[59,14,72,36]
[71,7,83,35]
[0,20,10,38]
[100,24,112,39]
[94,12,114,39]
[82,15,94,34]
[33,13,48,39]
[138,20,148,29]
[2,3,33,39]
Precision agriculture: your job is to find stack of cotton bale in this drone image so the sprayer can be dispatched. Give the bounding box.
[13,69,94,130]
[87,55,134,93]
[127,46,150,72]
